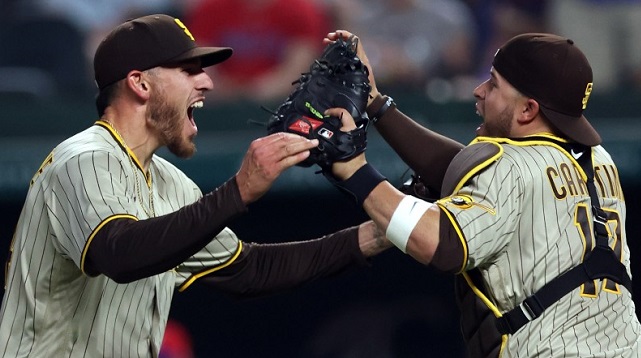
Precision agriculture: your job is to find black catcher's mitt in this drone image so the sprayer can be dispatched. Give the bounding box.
[266,35,371,169]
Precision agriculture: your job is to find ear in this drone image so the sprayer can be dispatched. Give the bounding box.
[125,71,151,101]
[517,98,540,125]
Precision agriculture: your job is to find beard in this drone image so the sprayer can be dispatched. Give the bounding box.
[147,86,196,158]
[481,105,514,138]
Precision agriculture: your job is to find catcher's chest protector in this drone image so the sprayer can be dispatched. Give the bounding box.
[456,272,503,358]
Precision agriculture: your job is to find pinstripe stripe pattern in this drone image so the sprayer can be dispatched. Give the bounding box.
[439,137,640,357]
[0,124,240,357]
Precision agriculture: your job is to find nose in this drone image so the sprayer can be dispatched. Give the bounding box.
[473,80,487,100]
[196,70,214,92]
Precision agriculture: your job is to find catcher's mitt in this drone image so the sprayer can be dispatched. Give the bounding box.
[266,35,371,169]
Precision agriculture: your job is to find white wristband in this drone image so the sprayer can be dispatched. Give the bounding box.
[385,195,433,253]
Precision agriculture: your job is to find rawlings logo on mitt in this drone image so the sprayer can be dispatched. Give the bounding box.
[266,35,371,169]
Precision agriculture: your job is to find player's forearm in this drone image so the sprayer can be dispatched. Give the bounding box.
[85,178,247,282]
[357,220,393,257]
[362,181,442,265]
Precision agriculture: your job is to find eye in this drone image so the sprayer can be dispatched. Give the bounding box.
[183,66,201,75]
[180,61,204,75]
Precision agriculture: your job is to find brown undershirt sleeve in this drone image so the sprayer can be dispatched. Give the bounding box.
[367,94,465,192]
[85,178,247,283]
[432,210,466,273]
[199,225,369,297]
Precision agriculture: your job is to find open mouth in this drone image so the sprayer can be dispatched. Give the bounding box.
[188,100,204,129]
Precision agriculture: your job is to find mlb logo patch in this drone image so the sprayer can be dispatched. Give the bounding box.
[288,116,324,135]
[318,128,334,140]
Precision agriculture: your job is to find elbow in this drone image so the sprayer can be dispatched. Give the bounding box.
[102,266,141,284]
[406,246,435,266]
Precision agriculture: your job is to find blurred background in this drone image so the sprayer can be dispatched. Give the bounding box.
[1,0,641,357]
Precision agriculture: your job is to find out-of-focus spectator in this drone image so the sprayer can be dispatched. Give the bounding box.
[464,0,548,81]
[160,319,195,358]
[185,0,331,104]
[0,14,89,97]
[326,0,477,101]
[4,0,179,96]
[546,0,641,93]
[23,0,178,61]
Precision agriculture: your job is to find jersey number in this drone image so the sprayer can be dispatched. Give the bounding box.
[574,204,623,297]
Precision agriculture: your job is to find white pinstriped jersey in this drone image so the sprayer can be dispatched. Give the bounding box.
[437,135,641,357]
[0,122,241,357]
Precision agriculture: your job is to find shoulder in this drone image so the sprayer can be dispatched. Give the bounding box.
[57,125,118,152]
[441,139,503,196]
[441,135,573,195]
[151,155,199,190]
[592,145,615,165]
[50,126,124,170]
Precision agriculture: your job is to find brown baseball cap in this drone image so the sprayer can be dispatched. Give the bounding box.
[492,33,601,146]
[94,14,232,90]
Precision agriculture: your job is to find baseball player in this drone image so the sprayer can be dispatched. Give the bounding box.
[322,31,641,357]
[0,15,392,357]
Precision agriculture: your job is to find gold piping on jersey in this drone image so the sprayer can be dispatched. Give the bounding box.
[177,240,244,292]
[95,120,150,183]
[472,134,589,182]
[81,214,138,275]
[96,120,156,217]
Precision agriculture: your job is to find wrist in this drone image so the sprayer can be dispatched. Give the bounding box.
[367,89,381,107]
[366,94,396,124]
[331,163,386,205]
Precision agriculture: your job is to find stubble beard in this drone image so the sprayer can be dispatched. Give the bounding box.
[147,86,196,159]
[483,105,514,138]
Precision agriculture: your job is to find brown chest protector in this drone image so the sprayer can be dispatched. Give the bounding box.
[440,138,632,358]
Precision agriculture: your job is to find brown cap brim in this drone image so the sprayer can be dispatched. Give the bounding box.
[539,106,601,146]
[171,46,233,68]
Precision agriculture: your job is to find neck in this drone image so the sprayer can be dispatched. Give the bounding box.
[100,116,157,171]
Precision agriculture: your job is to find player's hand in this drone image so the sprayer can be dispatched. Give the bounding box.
[323,30,379,105]
[325,107,367,180]
[236,133,318,204]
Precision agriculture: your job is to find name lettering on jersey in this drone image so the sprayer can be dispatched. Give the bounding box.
[546,162,623,201]
[546,162,587,199]
[595,164,624,200]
